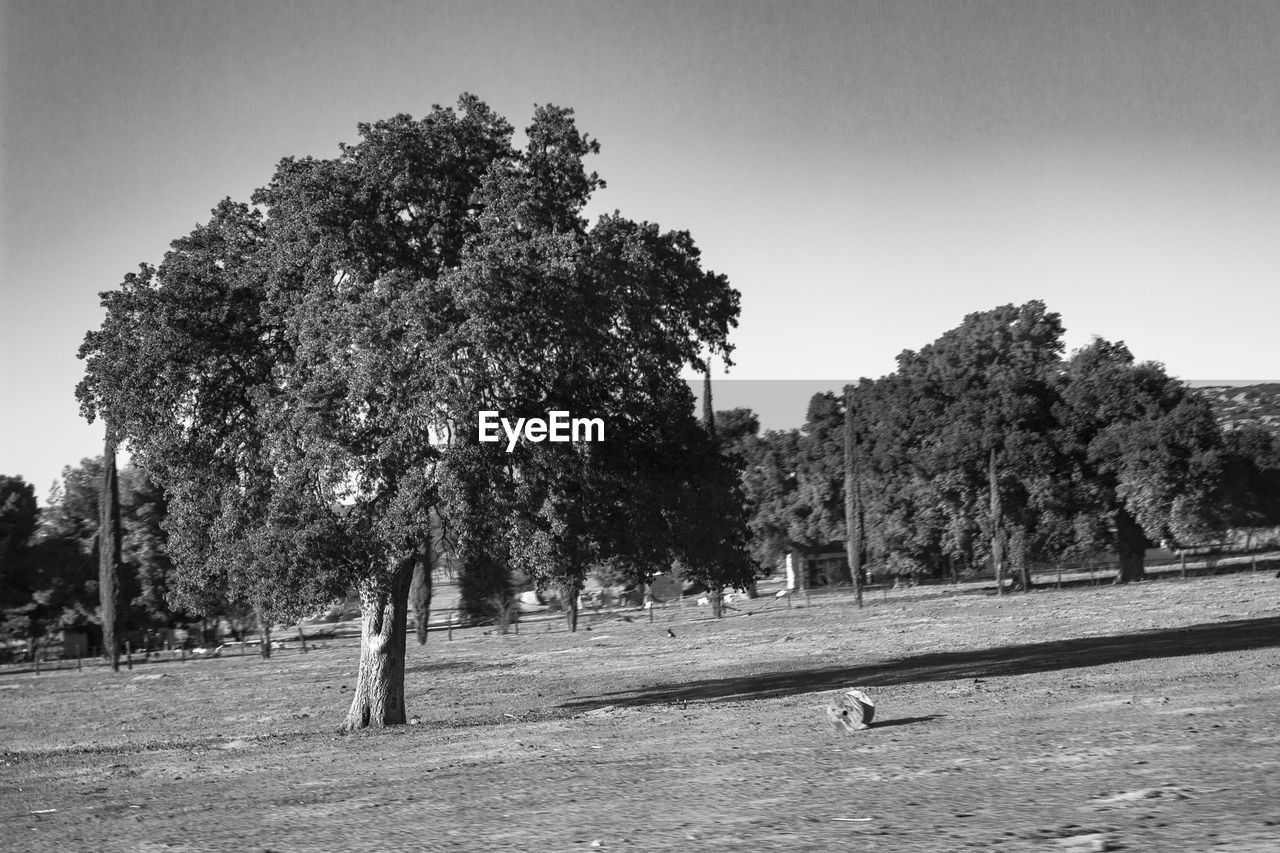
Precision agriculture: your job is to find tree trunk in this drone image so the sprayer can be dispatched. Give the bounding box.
[1009,526,1032,592]
[989,447,1004,596]
[1114,507,1148,583]
[256,606,271,659]
[99,436,122,672]
[843,389,863,607]
[410,538,434,645]
[562,579,581,633]
[494,592,514,635]
[342,559,413,731]
[710,586,725,618]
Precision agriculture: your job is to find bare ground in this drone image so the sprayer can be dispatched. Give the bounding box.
[3,571,1280,852]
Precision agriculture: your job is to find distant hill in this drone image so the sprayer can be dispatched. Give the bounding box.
[1194,383,1280,436]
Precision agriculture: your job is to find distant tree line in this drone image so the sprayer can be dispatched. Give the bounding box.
[0,461,222,659]
[727,301,1280,588]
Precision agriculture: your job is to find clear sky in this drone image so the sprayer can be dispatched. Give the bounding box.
[3,0,1278,499]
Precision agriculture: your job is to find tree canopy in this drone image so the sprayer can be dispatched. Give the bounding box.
[732,302,1259,589]
[77,95,745,727]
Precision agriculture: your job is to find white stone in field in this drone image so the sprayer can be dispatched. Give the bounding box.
[827,688,876,733]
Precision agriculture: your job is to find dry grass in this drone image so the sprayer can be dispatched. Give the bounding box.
[3,570,1280,851]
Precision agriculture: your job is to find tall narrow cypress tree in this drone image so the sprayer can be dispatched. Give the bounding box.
[989,446,1004,596]
[702,365,724,617]
[843,388,863,608]
[99,434,122,671]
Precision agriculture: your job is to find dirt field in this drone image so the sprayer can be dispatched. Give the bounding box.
[3,571,1279,852]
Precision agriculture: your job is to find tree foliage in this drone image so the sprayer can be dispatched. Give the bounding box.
[1220,425,1280,528]
[736,428,803,573]
[0,461,206,652]
[78,95,743,724]
[1055,338,1226,580]
[1,476,39,577]
[736,302,1254,589]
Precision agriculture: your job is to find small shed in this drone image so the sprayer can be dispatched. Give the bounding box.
[61,627,95,658]
[784,543,863,590]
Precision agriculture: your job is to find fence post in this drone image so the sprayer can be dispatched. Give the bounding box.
[448,612,453,642]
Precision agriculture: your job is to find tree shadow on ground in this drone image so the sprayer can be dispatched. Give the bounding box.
[869,715,940,729]
[560,615,1280,712]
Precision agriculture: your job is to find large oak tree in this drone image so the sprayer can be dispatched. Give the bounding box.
[78,96,740,728]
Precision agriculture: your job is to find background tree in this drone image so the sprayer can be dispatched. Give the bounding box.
[0,477,38,581]
[1218,425,1280,531]
[34,460,116,649]
[42,458,104,554]
[715,408,760,453]
[0,460,201,658]
[666,419,756,616]
[409,536,434,645]
[1055,339,1226,581]
[846,373,947,582]
[118,466,191,637]
[890,302,1066,592]
[738,429,803,580]
[711,407,764,597]
[791,393,854,583]
[0,476,41,650]
[2,464,114,656]
[448,442,519,630]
